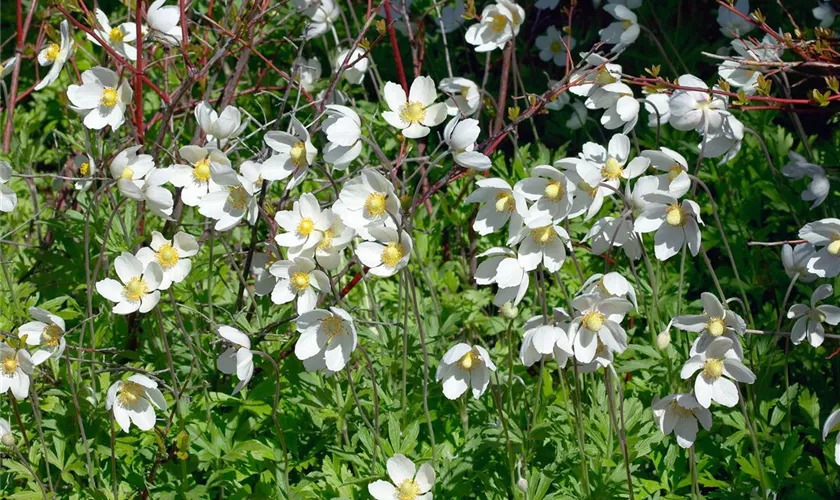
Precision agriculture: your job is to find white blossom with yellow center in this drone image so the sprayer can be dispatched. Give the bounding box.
[0,345,33,399]
[215,325,254,394]
[336,169,402,232]
[106,374,167,432]
[67,66,132,131]
[357,227,413,277]
[571,293,633,364]
[368,454,436,500]
[787,284,840,348]
[35,20,71,91]
[90,8,138,61]
[295,308,357,374]
[269,257,328,314]
[673,292,746,357]
[635,194,703,261]
[170,146,229,207]
[680,337,755,408]
[274,193,329,258]
[436,343,496,400]
[19,307,69,365]
[466,178,524,238]
[263,117,316,189]
[515,223,568,272]
[599,4,640,48]
[136,231,199,290]
[652,393,712,448]
[382,76,447,139]
[95,252,164,315]
[464,1,525,52]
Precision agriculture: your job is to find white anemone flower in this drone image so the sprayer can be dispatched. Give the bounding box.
[382,76,447,139]
[586,82,639,132]
[511,223,570,272]
[583,215,642,261]
[823,408,840,465]
[215,326,254,394]
[475,247,530,306]
[67,67,132,131]
[250,244,282,296]
[652,393,712,448]
[0,346,33,399]
[269,257,329,313]
[788,284,840,348]
[814,2,838,27]
[465,0,525,52]
[644,93,671,128]
[0,161,17,213]
[263,118,317,188]
[194,101,246,143]
[88,8,137,60]
[672,292,746,356]
[18,307,67,365]
[717,0,753,38]
[634,193,703,261]
[311,209,354,270]
[782,243,818,283]
[577,339,614,373]
[669,75,729,132]
[561,166,607,221]
[436,343,496,399]
[599,4,640,49]
[294,56,321,92]
[0,417,11,443]
[578,272,638,310]
[536,26,573,67]
[275,193,330,257]
[569,54,623,98]
[369,454,435,500]
[439,77,481,116]
[799,218,840,278]
[700,113,743,164]
[718,35,782,94]
[323,105,363,170]
[334,47,369,85]
[146,0,182,46]
[443,117,491,170]
[197,163,259,231]
[35,20,72,91]
[640,147,691,197]
[680,336,755,408]
[295,307,357,374]
[74,154,96,191]
[466,178,526,240]
[0,57,17,78]
[782,151,830,209]
[439,0,466,33]
[96,252,164,315]
[140,168,174,219]
[356,227,413,277]
[569,293,633,363]
[515,165,576,226]
[106,374,167,432]
[304,0,340,39]
[336,169,401,231]
[169,146,229,206]
[110,146,155,200]
[136,231,198,290]
[520,309,574,367]
[577,134,650,195]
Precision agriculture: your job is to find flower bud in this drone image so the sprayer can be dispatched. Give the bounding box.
[517,478,528,492]
[656,330,671,350]
[500,302,518,319]
[1,433,15,447]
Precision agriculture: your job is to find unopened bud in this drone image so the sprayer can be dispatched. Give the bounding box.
[500,302,518,319]
[656,330,671,350]
[1,433,15,447]
[517,478,528,492]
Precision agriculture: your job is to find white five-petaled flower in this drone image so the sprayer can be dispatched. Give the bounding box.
[586,81,640,132]
[197,162,259,231]
[788,284,840,348]
[599,4,640,49]
[799,218,840,278]
[88,8,137,60]
[0,161,17,213]
[140,168,175,219]
[169,146,228,206]
[443,117,491,171]
[368,454,435,500]
[466,178,526,240]
[717,0,753,38]
[264,117,318,188]
[680,336,755,408]
[110,146,155,199]
[823,408,840,465]
[35,20,72,91]
[215,326,254,394]
[382,76,447,139]
[475,247,531,306]
[336,169,401,232]
[515,165,576,226]
[583,214,642,260]
[18,307,67,365]
[106,374,167,432]
[269,257,329,313]
[577,134,650,196]
[814,2,838,28]
[634,193,703,261]
[668,75,729,133]
[569,54,623,98]
[96,252,164,315]
[194,101,246,144]
[511,222,570,273]
[322,105,363,170]
[578,272,638,310]
[275,193,330,256]
[0,345,33,399]
[464,0,525,52]
[334,47,369,85]
[672,292,746,357]
[569,293,633,363]
[311,209,354,270]
[781,243,818,283]
[644,93,670,128]
[356,227,413,277]
[439,77,481,116]
[304,0,340,39]
[146,0,183,46]
[718,35,782,95]
[782,151,830,209]
[700,113,743,164]
[652,393,712,449]
[536,26,574,67]
[294,307,357,374]
[520,310,574,368]
[577,338,615,373]
[136,231,198,290]
[640,147,691,197]
[436,343,496,400]
[67,67,132,131]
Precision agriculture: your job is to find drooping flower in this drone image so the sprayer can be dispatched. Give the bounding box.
[382,76,447,139]
[194,101,246,144]
[295,308,357,374]
[814,2,838,27]
[356,227,413,277]
[0,161,17,213]
[197,163,260,231]
[368,454,435,500]
[652,393,712,448]
[536,26,573,67]
[269,257,329,313]
[700,113,743,164]
[466,178,526,240]
[442,117,491,170]
[634,193,703,261]
[599,4,640,49]
[215,326,254,394]
[74,154,96,191]
[680,336,755,408]
[0,56,17,78]
[781,243,818,283]
[0,345,33,399]
[475,247,530,306]
[436,343,496,399]
[465,0,525,52]
[439,77,481,116]
[799,218,840,278]
[146,0,182,46]
[788,284,840,348]
[569,293,633,363]
[568,54,623,99]
[717,0,753,38]
[334,47,369,85]
[106,374,167,432]
[672,292,746,356]
[322,105,363,170]
[169,146,229,206]
[67,67,132,131]
[294,56,321,92]
[136,231,198,290]
[782,151,830,209]
[586,81,639,132]
[263,117,317,188]
[109,146,155,200]
[96,252,164,315]
[583,215,641,261]
[718,35,782,95]
[18,307,67,365]
[88,8,137,60]
[140,168,175,219]
[35,20,73,91]
[520,309,574,367]
[304,0,340,39]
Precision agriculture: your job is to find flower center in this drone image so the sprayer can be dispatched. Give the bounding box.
[100,87,119,107]
[381,242,405,268]
[109,27,124,43]
[120,167,134,180]
[396,478,421,500]
[228,186,249,211]
[809,308,827,323]
[123,276,148,302]
[318,229,334,250]
[321,315,344,339]
[489,14,508,33]
[622,18,634,29]
[117,381,145,406]
[291,272,310,291]
[156,244,179,269]
[80,162,90,176]
[669,400,694,418]
[399,101,426,125]
[193,158,211,182]
[1,356,18,375]
[603,157,623,180]
[460,85,472,99]
[582,311,606,332]
[290,141,308,168]
[297,217,315,236]
[544,180,565,202]
[45,43,60,62]
[706,317,726,337]
[457,350,481,371]
[702,358,724,380]
[665,203,687,227]
[828,238,840,256]
[550,41,562,53]
[494,191,515,212]
[364,193,387,217]
[577,180,598,198]
[530,226,556,245]
[42,324,63,347]
[668,164,683,181]
[595,68,617,85]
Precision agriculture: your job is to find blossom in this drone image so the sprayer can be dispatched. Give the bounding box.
[561,167,607,221]
[323,105,363,169]
[311,209,354,270]
[140,168,174,219]
[35,20,72,91]
[717,0,753,38]
[0,418,11,444]
[577,134,650,195]
[799,218,840,278]
[110,146,155,199]
[536,26,573,66]
[0,161,17,213]
[18,307,67,365]
[96,252,163,315]
[334,47,369,85]
[465,0,525,52]
[304,0,340,39]
[106,374,167,432]
[672,292,746,356]
[465,178,526,239]
[146,0,182,46]
[569,293,633,363]
[782,151,829,209]
[215,326,254,394]
[294,56,321,92]
[680,337,755,408]
[0,345,33,399]
[511,223,570,272]
[336,169,401,231]
[599,4,640,49]
[250,245,281,296]
[634,193,703,261]
[788,284,840,348]
[194,101,246,143]
[781,243,818,283]
[640,147,691,197]
[439,77,482,117]
[382,76,447,139]
[515,165,576,225]
[73,154,96,191]
[438,0,466,33]
[88,8,137,60]
[475,247,530,306]
[442,117,491,170]
[356,227,413,277]
[264,117,317,188]
[814,2,838,27]
[569,54,623,98]
[668,75,728,132]
[586,82,639,132]
[295,308,357,373]
[644,93,670,128]
[436,343,496,399]
[136,231,198,290]
[197,163,259,231]
[700,113,743,164]
[823,408,840,466]
[520,310,574,367]
[652,393,712,448]
[577,339,614,373]
[0,56,17,78]
[718,35,782,94]
[274,193,330,259]
[578,272,638,310]
[368,454,435,500]
[66,67,132,131]
[169,146,227,206]
[269,257,329,313]
[583,215,641,260]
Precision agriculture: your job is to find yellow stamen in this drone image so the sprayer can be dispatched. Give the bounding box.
[577,180,598,198]
[495,191,515,212]
[544,180,565,202]
[228,186,248,211]
[100,87,119,107]
[42,324,63,347]
[80,162,90,176]
[595,68,617,85]
[381,242,405,268]
[123,277,148,302]
[396,479,421,500]
[1,356,18,375]
[321,315,344,338]
[667,164,683,182]
[318,229,334,250]
[290,141,308,168]
[120,167,134,180]
[669,399,694,418]
[44,43,60,62]
[291,272,310,291]
[706,317,726,337]
[364,193,387,217]
[665,203,687,227]
[193,158,211,182]
[457,350,481,371]
[297,217,315,236]
[156,244,179,270]
[489,14,508,33]
[828,238,840,256]
[109,27,124,43]
[530,226,556,245]
[603,157,624,180]
[399,101,426,125]
[550,41,562,53]
[621,18,634,29]
[582,311,606,332]
[117,381,145,406]
[702,358,724,380]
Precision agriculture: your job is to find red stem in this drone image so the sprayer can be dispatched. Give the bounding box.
[135,0,145,143]
[383,0,408,92]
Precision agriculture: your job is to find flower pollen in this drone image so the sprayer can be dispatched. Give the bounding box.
[828,237,840,256]
[123,277,148,302]
[321,315,344,338]
[1,356,17,375]
[396,478,421,500]
[297,217,315,236]
[665,203,687,227]
[544,180,565,202]
[290,141,308,168]
[702,358,724,380]
[291,272,310,292]
[109,27,124,43]
[156,244,179,269]
[44,43,60,62]
[80,162,90,176]
[668,164,683,182]
[494,191,515,212]
[120,167,134,180]
[399,101,426,125]
[582,310,606,332]
[42,324,63,347]
[364,193,387,217]
[669,399,694,418]
[603,157,624,180]
[318,229,334,250]
[193,158,211,182]
[530,226,556,245]
[381,242,405,268]
[489,14,508,33]
[706,317,726,337]
[228,186,249,211]
[117,381,145,406]
[100,87,119,107]
[457,349,481,371]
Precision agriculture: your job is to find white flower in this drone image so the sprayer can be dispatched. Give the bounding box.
[560,164,607,221]
[439,77,481,117]
[782,243,818,283]
[569,54,623,98]
[634,193,703,261]
[673,292,746,357]
[669,75,728,132]
[700,113,743,164]
[640,147,691,197]
[788,284,840,348]
[465,0,525,52]
[511,223,570,272]
[515,165,576,226]
[264,117,317,188]
[443,117,491,170]
[323,105,362,170]
[569,293,633,363]
[147,0,182,46]
[0,56,17,78]
[67,67,132,131]
[106,374,167,432]
[465,178,526,239]
[578,272,638,310]
[438,0,466,33]
[680,336,755,408]
[304,0,340,39]
[799,218,840,278]
[295,308,357,373]
[718,35,782,94]
[0,346,33,399]
[311,209,354,270]
[96,252,164,314]
[194,101,246,143]
[88,8,137,60]
[336,169,401,231]
[368,454,435,500]
[141,168,174,219]
[586,82,639,132]
[35,20,72,91]
[251,245,281,296]
[520,310,574,367]
[356,227,413,277]
[536,26,573,66]
[334,47,369,85]
[0,417,11,444]
[136,231,198,290]
[269,257,329,313]
[197,163,259,231]
[436,343,496,399]
[717,0,753,38]
[782,151,830,209]
[652,393,712,448]
[583,215,641,260]
[577,134,650,196]
[599,4,640,49]
[823,408,840,465]
[74,154,96,191]
[0,161,17,213]
[382,76,447,139]
[18,307,67,365]
[814,2,838,28]
[110,146,155,199]
[215,326,253,394]
[475,247,530,306]
[275,193,331,258]
[577,339,614,373]
[294,56,321,92]
[546,86,570,111]
[644,93,670,128]
[169,146,228,206]
[566,101,589,129]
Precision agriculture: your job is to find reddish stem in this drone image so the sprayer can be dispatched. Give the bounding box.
[135,0,145,143]
[383,0,408,92]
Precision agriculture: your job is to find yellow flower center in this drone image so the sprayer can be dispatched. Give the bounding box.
[460,85,472,99]
[544,180,565,202]
[603,157,623,180]
[297,217,315,236]
[318,228,334,250]
[43,324,63,347]
[381,242,405,268]
[44,43,60,62]
[1,356,18,375]
[495,191,515,212]
[828,238,840,256]
[458,350,481,371]
[80,162,90,176]
[396,478,421,500]
[808,309,826,323]
[622,18,634,29]
[550,41,563,53]
[117,381,145,406]
[706,317,726,337]
[596,68,617,85]
[669,400,694,418]
[702,358,724,380]
[120,167,134,180]
[321,315,344,338]
[668,164,683,182]
[109,27,124,43]
[582,311,606,332]
[290,141,308,168]
[530,226,556,245]
[193,158,211,182]
[665,203,687,227]
[399,101,426,125]
[364,192,387,217]
[156,244,179,269]
[577,180,598,198]
[291,272,311,291]
[123,276,148,302]
[489,13,508,33]
[100,87,119,107]
[228,186,248,211]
